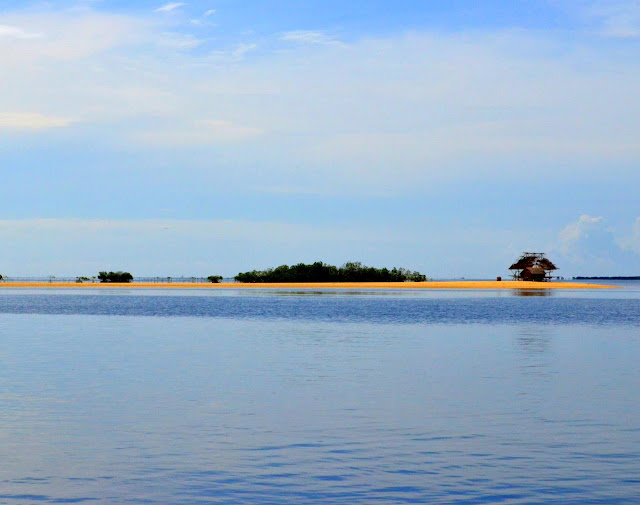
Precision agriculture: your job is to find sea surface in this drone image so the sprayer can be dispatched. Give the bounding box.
[1,284,639,504]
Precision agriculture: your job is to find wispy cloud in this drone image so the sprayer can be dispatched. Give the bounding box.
[0,13,149,62]
[0,24,44,39]
[231,42,257,58]
[280,30,341,45]
[203,9,216,17]
[2,7,640,193]
[133,119,264,146]
[0,112,73,130]
[157,32,202,49]
[251,185,330,196]
[579,0,640,37]
[155,2,185,13]
[210,42,258,61]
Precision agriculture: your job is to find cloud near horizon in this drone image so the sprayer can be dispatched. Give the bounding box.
[1,216,638,278]
[557,215,606,255]
[552,215,640,274]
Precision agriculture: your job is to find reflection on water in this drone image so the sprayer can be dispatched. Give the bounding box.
[514,325,554,383]
[261,290,387,296]
[512,289,553,297]
[2,290,640,326]
[515,326,552,355]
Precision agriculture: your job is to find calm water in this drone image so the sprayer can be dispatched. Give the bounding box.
[1,286,639,504]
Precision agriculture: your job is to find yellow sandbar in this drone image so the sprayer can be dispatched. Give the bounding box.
[0,281,618,289]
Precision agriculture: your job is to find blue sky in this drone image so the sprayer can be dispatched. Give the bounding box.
[1,0,640,277]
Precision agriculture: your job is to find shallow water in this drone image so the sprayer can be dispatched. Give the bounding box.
[1,286,639,504]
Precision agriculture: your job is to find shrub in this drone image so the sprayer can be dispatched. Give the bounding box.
[97,271,133,283]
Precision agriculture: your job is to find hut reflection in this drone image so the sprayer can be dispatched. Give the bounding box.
[512,289,553,297]
[514,325,553,382]
[516,326,552,355]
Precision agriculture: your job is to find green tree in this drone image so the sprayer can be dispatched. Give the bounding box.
[207,275,223,283]
[234,262,427,283]
[97,271,133,283]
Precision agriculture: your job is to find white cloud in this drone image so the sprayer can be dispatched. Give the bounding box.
[552,215,640,274]
[280,30,341,45]
[0,24,43,39]
[234,42,257,57]
[133,119,264,146]
[208,42,258,61]
[203,9,216,17]
[155,3,185,13]
[157,32,202,49]
[0,112,74,130]
[1,7,640,194]
[557,215,605,254]
[0,13,149,62]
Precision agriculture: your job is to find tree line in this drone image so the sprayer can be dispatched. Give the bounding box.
[1,263,427,284]
[234,262,427,283]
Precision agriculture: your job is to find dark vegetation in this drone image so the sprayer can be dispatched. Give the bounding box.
[97,271,133,283]
[207,275,223,283]
[234,262,427,283]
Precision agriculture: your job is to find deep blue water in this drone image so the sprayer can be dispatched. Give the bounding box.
[1,286,639,504]
[1,287,639,325]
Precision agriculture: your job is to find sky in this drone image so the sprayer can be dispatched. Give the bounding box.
[1,0,640,278]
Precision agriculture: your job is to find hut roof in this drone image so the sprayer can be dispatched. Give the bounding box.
[509,256,536,270]
[537,258,558,270]
[509,253,538,270]
[509,252,558,272]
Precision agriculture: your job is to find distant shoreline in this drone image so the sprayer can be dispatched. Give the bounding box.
[0,281,618,289]
[574,276,640,280]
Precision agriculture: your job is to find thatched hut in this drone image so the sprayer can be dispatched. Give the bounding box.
[509,252,558,281]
